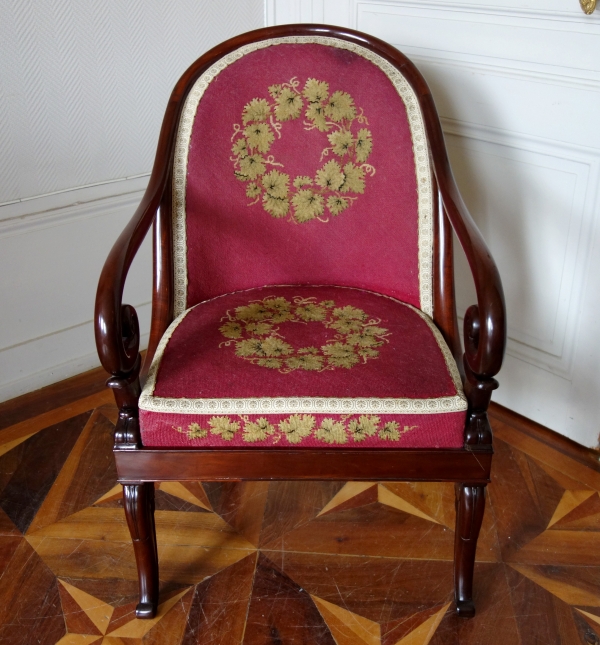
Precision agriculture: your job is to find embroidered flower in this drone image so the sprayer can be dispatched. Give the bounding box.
[243,98,271,124]
[355,128,373,163]
[333,306,367,321]
[279,414,315,444]
[285,354,324,371]
[235,302,271,321]
[244,123,275,153]
[348,415,380,442]
[357,347,380,360]
[243,418,275,442]
[186,423,207,439]
[325,90,356,122]
[245,322,273,336]
[316,418,348,444]
[261,336,293,357]
[330,318,364,333]
[328,130,354,157]
[322,342,359,368]
[257,358,282,369]
[298,346,319,354]
[327,195,349,216]
[246,183,261,198]
[262,297,293,322]
[275,88,303,121]
[238,154,266,180]
[235,338,266,358]
[315,160,345,191]
[305,102,329,132]
[264,297,291,312]
[293,176,313,188]
[341,163,365,193]
[292,189,324,223]
[219,321,243,339]
[209,416,240,441]
[232,138,249,158]
[346,330,381,347]
[379,421,400,441]
[320,300,335,308]
[295,303,326,321]
[303,78,329,103]
[263,194,290,218]
[268,84,283,98]
[262,170,289,199]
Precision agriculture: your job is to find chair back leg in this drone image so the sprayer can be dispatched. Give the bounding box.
[454,483,486,617]
[123,483,159,618]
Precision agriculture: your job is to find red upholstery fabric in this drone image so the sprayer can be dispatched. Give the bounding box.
[139,286,466,448]
[183,42,424,310]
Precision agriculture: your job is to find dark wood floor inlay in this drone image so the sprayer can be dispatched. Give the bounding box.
[0,376,599,644]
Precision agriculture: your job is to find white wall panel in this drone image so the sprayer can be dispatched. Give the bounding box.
[0,0,263,402]
[274,0,600,447]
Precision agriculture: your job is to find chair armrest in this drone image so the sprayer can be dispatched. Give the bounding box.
[440,168,506,380]
[425,116,506,380]
[94,184,163,377]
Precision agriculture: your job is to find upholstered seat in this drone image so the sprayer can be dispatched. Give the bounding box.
[139,285,467,448]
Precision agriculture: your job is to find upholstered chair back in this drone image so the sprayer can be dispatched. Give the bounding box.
[173,36,433,318]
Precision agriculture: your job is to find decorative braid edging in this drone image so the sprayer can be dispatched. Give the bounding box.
[139,394,467,415]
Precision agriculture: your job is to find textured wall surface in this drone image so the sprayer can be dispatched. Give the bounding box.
[0,0,263,402]
[0,0,263,204]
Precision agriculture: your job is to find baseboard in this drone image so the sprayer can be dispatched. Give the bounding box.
[489,401,600,470]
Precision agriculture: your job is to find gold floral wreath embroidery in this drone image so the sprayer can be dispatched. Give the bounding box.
[230,78,376,224]
[175,414,418,444]
[218,296,390,372]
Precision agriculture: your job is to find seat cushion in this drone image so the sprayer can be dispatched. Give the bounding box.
[139,286,467,449]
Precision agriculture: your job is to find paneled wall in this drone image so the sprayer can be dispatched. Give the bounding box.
[0,0,263,401]
[268,0,600,447]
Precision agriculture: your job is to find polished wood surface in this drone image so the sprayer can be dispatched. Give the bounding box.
[92,24,507,619]
[1,376,599,644]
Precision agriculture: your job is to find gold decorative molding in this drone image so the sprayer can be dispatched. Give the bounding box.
[580,0,596,14]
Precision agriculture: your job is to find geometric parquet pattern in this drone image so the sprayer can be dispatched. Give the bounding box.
[1,381,600,644]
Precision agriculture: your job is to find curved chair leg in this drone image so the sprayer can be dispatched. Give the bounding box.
[123,483,159,618]
[454,484,486,618]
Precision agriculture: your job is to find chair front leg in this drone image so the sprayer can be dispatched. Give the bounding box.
[123,483,159,618]
[454,483,486,618]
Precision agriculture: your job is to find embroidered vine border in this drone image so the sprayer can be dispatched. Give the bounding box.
[139,286,466,415]
[172,36,434,319]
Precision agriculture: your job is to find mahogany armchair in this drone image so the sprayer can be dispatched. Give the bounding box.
[95,24,505,621]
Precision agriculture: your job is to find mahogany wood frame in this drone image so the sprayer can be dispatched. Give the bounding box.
[95,24,506,621]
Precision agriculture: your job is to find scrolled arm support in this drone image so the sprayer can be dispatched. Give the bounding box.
[421,92,506,451]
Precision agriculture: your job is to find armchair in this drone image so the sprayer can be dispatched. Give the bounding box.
[95,24,505,622]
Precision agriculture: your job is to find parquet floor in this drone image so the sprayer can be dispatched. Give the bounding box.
[1,372,600,644]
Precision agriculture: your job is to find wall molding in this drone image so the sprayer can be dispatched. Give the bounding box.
[354,0,600,30]
[0,175,149,239]
[408,50,600,93]
[445,118,600,379]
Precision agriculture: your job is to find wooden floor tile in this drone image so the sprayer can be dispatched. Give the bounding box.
[181,553,257,645]
[1,376,600,643]
[264,502,458,561]
[243,553,337,645]
[0,539,66,645]
[0,413,89,533]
